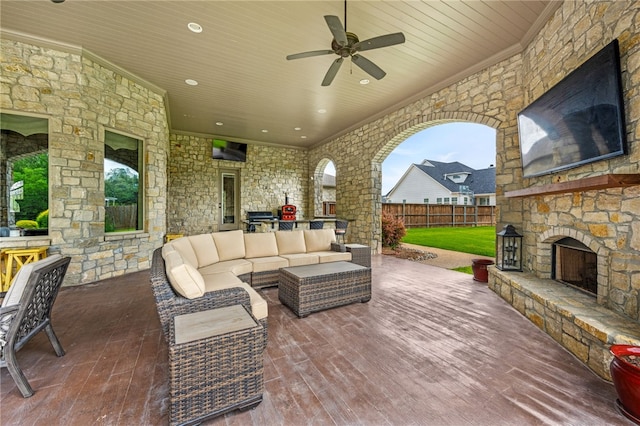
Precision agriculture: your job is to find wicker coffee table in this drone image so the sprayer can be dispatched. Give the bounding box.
[278,261,371,317]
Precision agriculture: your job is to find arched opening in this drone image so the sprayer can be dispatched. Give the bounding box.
[0,113,49,237]
[312,158,336,218]
[381,122,496,227]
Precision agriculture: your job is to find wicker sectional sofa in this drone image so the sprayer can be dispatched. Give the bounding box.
[149,228,354,424]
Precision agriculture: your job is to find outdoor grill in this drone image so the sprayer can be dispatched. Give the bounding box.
[245,211,275,232]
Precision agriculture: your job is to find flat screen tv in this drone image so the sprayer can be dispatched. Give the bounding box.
[517,39,627,178]
[212,139,247,162]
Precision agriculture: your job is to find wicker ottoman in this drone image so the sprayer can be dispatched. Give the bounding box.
[169,305,264,426]
[278,261,371,317]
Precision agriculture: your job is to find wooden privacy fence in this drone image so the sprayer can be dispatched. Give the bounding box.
[105,204,137,230]
[382,203,496,228]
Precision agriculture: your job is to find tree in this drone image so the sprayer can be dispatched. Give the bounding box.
[105,167,139,205]
[12,153,48,223]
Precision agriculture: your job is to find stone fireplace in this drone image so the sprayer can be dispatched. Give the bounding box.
[489,183,640,381]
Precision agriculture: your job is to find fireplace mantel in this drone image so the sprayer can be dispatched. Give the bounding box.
[504,174,640,198]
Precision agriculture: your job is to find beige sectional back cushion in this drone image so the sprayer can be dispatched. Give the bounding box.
[244,232,279,258]
[169,237,199,268]
[188,234,219,267]
[276,230,307,255]
[304,229,336,252]
[163,250,205,299]
[212,230,246,261]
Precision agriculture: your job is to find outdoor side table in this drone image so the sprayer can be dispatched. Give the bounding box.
[345,244,371,267]
[169,304,264,426]
[165,233,183,243]
[1,246,48,292]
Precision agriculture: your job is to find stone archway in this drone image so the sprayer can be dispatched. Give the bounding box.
[309,53,518,251]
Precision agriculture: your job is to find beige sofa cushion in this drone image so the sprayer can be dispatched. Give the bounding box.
[212,230,245,261]
[248,256,289,273]
[316,251,352,263]
[164,250,205,299]
[304,229,336,253]
[199,259,253,277]
[202,272,268,320]
[276,230,306,255]
[168,237,199,268]
[244,232,279,258]
[2,254,63,308]
[279,253,319,267]
[162,243,176,259]
[188,234,219,267]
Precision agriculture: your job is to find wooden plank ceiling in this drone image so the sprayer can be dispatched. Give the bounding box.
[0,1,558,148]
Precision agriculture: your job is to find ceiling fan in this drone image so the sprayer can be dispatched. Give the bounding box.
[286,1,405,86]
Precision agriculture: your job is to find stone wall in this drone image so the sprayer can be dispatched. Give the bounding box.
[167,133,308,234]
[501,1,640,322]
[1,38,169,285]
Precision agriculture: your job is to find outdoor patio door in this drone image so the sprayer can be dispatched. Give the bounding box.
[219,169,240,231]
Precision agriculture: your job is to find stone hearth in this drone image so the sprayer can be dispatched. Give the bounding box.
[489,268,640,381]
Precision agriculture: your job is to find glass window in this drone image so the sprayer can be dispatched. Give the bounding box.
[452,197,457,205]
[0,113,49,237]
[104,131,143,232]
[444,197,450,204]
[436,197,442,204]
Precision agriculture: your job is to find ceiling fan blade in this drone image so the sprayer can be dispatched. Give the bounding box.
[324,15,348,47]
[351,54,386,80]
[322,57,344,86]
[353,32,405,52]
[286,50,335,60]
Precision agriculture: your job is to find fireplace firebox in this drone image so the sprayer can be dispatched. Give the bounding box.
[552,237,597,295]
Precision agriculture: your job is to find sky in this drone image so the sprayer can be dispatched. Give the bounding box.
[323,122,496,195]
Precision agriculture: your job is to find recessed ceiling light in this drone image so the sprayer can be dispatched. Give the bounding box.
[215,122,223,126]
[185,79,198,86]
[187,22,203,33]
[317,109,327,114]
[294,127,301,131]
[261,129,268,133]
[360,79,370,85]
[301,135,307,139]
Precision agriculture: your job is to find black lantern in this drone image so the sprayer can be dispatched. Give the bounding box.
[496,224,523,271]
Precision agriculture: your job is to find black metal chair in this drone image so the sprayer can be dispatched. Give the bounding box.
[278,221,294,231]
[309,220,324,230]
[0,255,71,397]
[334,219,348,243]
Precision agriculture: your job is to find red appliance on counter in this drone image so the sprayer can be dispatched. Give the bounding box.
[278,193,297,221]
[279,204,297,221]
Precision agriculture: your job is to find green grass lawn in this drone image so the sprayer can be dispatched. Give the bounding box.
[401,226,496,257]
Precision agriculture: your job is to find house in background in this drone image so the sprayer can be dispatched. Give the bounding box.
[384,160,496,206]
